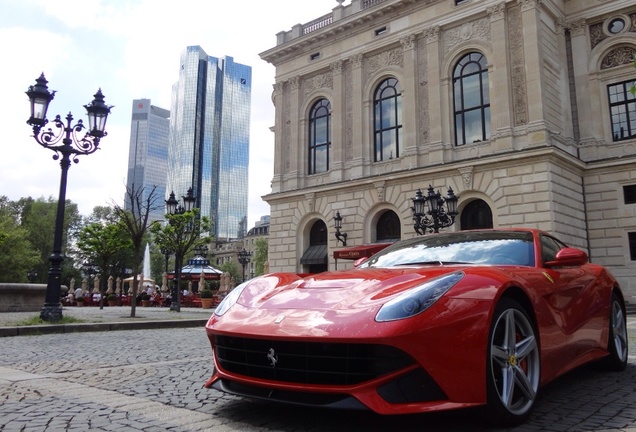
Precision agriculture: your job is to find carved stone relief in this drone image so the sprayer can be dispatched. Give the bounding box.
[417,33,429,144]
[508,5,528,126]
[442,18,491,54]
[374,181,386,202]
[366,47,404,77]
[305,193,315,213]
[302,72,333,98]
[344,61,353,161]
[589,22,607,50]
[283,78,295,172]
[459,166,474,190]
[601,46,636,69]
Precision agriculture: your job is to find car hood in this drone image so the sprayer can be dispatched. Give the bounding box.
[237,267,461,312]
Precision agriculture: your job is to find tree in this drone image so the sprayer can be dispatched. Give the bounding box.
[112,184,160,317]
[253,238,269,277]
[76,221,131,308]
[150,208,211,311]
[219,261,241,286]
[17,196,82,286]
[0,197,39,282]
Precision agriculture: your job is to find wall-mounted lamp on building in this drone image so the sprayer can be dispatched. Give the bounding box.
[333,211,348,246]
[411,185,459,235]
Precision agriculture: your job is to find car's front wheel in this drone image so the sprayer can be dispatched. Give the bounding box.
[483,297,540,427]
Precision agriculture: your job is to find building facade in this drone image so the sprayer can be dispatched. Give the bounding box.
[167,46,252,241]
[260,0,636,299]
[125,99,170,222]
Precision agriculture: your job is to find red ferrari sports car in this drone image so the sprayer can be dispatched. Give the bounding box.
[204,229,628,426]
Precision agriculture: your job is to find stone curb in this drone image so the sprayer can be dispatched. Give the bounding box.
[0,319,209,338]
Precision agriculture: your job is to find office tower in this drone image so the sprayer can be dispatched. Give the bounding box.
[125,99,170,222]
[167,46,252,241]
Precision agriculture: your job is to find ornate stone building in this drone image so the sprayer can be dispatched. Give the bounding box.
[259,0,636,298]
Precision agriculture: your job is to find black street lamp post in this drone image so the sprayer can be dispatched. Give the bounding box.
[412,185,459,235]
[165,188,197,312]
[26,73,112,322]
[237,248,252,282]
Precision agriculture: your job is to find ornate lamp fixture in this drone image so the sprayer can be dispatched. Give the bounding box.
[165,187,198,312]
[333,211,348,246]
[237,248,253,282]
[26,73,112,322]
[412,185,459,235]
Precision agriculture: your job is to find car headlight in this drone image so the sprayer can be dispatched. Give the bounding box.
[375,271,464,322]
[214,282,248,316]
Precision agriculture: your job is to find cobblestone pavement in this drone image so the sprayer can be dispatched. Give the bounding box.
[1,319,636,431]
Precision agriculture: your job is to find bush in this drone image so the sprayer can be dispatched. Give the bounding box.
[107,293,117,301]
[140,293,150,301]
[200,289,213,298]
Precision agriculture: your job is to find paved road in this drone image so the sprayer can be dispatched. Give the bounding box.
[1,320,636,431]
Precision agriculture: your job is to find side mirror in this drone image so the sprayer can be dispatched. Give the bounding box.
[353,257,369,268]
[544,247,588,268]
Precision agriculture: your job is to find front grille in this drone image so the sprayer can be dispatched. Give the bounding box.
[214,335,414,386]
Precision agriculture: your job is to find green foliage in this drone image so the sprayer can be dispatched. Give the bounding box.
[150,210,212,286]
[253,238,269,277]
[199,289,213,298]
[219,261,241,284]
[0,197,39,282]
[107,293,117,301]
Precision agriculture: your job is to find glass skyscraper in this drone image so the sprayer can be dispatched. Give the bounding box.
[125,99,170,223]
[167,46,252,241]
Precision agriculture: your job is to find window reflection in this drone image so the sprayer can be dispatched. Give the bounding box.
[374,78,402,162]
[453,52,491,146]
[308,99,331,174]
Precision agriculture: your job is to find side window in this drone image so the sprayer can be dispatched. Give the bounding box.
[607,79,636,142]
[308,98,331,174]
[373,78,402,162]
[453,52,491,146]
[540,235,567,264]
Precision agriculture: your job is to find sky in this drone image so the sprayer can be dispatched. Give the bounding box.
[0,0,337,228]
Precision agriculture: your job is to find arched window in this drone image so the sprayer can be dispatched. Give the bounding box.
[308,99,331,174]
[373,78,402,162]
[460,199,493,230]
[376,210,401,243]
[453,52,490,146]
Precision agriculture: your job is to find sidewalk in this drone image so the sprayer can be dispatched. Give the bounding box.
[0,306,214,337]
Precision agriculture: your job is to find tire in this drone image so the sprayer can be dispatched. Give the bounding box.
[600,292,628,371]
[482,298,540,427]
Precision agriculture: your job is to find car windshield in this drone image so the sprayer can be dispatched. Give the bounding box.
[359,231,535,268]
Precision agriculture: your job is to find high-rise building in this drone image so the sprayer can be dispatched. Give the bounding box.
[167,46,252,241]
[125,99,170,222]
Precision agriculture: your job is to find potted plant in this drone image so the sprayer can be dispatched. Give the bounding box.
[199,289,214,309]
[140,292,151,307]
[107,293,118,307]
[76,295,85,307]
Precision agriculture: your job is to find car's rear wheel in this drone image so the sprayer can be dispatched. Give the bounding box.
[601,292,628,371]
[483,297,540,427]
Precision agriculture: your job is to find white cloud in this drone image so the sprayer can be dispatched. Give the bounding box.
[0,0,336,227]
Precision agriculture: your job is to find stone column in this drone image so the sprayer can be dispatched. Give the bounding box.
[350,53,367,178]
[400,34,419,165]
[288,76,301,189]
[330,60,345,181]
[271,82,284,193]
[425,26,444,161]
[488,3,513,135]
[568,19,594,142]
[519,0,545,124]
